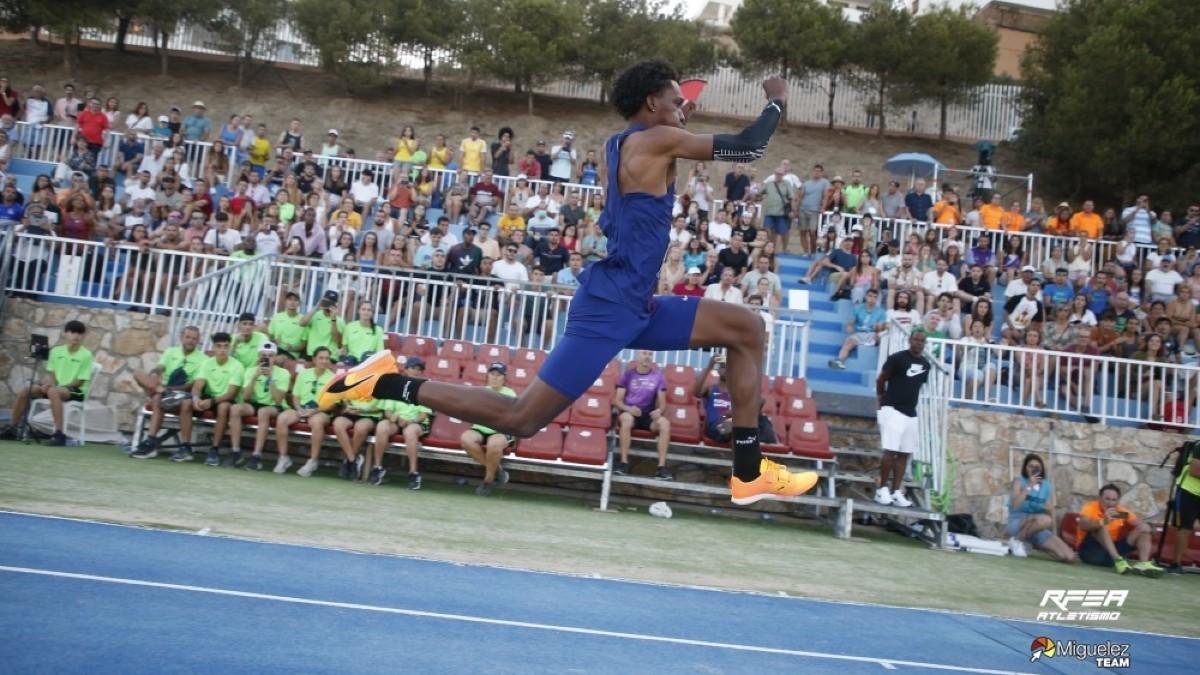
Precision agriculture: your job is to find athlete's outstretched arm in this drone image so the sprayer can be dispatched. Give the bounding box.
[646,77,788,162]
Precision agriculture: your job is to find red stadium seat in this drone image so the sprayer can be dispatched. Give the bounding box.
[385,332,404,355]
[665,404,701,444]
[774,376,810,399]
[425,414,473,450]
[601,360,620,381]
[1060,513,1081,548]
[462,361,490,386]
[515,424,564,461]
[476,344,511,364]
[438,339,473,360]
[427,357,463,382]
[762,416,790,455]
[780,395,818,421]
[562,427,608,465]
[665,383,695,407]
[587,371,617,397]
[509,365,536,390]
[761,375,773,395]
[663,364,696,390]
[569,395,612,429]
[787,419,834,461]
[552,404,571,426]
[401,336,437,358]
[512,348,547,369]
[761,393,782,417]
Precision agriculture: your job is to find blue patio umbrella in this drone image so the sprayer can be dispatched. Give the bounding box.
[882,152,945,178]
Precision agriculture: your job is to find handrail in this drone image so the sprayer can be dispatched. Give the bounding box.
[177,251,279,290]
[0,227,16,322]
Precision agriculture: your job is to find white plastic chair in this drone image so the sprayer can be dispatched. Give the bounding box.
[28,362,117,443]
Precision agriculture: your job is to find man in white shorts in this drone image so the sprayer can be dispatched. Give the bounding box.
[874,330,931,507]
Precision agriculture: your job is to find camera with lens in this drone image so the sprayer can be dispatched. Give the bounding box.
[29,335,50,361]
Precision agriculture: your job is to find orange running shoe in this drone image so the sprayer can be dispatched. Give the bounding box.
[317,351,399,410]
[729,458,819,505]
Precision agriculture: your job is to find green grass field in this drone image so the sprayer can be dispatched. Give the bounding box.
[1,441,1195,637]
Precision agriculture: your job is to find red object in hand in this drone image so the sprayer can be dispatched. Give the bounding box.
[679,79,707,105]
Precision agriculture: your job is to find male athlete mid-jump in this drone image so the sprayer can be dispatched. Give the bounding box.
[320,60,817,504]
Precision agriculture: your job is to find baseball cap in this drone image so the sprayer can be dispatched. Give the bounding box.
[464,227,477,236]
[1057,201,1070,209]
[157,114,169,122]
[563,130,575,139]
[327,128,339,136]
[851,223,864,233]
[405,356,426,369]
[831,175,844,183]
[259,341,278,355]
[238,312,256,323]
[321,289,340,305]
[1021,265,1037,273]
[192,100,206,108]
[516,173,528,180]
[687,266,702,275]
[536,139,546,145]
[170,106,181,113]
[488,361,508,375]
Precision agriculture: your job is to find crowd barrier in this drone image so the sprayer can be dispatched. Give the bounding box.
[821,211,1181,276]
[2,233,811,379]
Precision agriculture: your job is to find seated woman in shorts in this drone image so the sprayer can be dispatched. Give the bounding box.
[273,347,335,476]
[1005,453,1076,561]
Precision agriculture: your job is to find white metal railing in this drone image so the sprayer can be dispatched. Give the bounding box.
[935,337,1200,430]
[9,122,78,165]
[822,211,1179,275]
[170,253,277,340]
[4,232,247,312]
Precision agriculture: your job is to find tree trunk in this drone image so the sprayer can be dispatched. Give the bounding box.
[939,92,948,141]
[826,72,837,129]
[238,55,247,88]
[527,87,534,116]
[31,27,42,47]
[63,31,74,78]
[160,30,170,76]
[877,79,887,136]
[115,15,130,52]
[423,46,433,94]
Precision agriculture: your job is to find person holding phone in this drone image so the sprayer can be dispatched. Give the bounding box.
[1076,483,1163,576]
[1005,454,1075,561]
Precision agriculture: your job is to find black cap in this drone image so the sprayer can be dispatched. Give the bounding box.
[405,356,426,369]
[464,228,477,236]
[487,362,507,375]
[322,289,340,304]
[238,312,256,323]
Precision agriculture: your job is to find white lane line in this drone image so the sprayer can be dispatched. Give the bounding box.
[0,565,1031,675]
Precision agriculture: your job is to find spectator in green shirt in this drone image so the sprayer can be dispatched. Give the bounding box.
[332,397,385,482]
[460,362,517,496]
[273,347,335,476]
[131,325,205,459]
[228,341,291,471]
[231,312,270,370]
[300,290,345,358]
[843,169,869,213]
[180,332,245,466]
[341,301,385,365]
[2,320,92,446]
[269,291,308,358]
[370,356,433,489]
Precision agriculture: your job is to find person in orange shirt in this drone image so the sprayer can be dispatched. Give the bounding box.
[1046,202,1072,235]
[1076,483,1163,576]
[931,191,962,227]
[979,193,1005,230]
[1001,200,1026,231]
[1070,199,1103,239]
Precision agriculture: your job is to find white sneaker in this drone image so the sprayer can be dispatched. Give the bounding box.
[273,455,294,474]
[874,486,892,505]
[1008,537,1029,558]
[297,459,319,477]
[890,491,913,508]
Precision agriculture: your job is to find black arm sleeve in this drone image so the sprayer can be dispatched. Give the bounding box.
[712,99,783,163]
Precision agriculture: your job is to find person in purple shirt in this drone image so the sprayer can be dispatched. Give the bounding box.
[968,236,997,282]
[613,350,672,480]
[288,207,327,257]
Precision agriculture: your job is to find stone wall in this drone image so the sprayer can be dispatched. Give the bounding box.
[948,410,1185,538]
[0,299,171,432]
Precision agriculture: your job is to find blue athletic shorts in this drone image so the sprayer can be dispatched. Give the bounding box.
[763,215,790,235]
[539,292,701,400]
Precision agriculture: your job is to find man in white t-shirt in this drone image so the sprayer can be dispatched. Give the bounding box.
[1144,256,1183,303]
[922,258,958,297]
[704,267,744,304]
[350,170,380,214]
[124,170,157,207]
[1005,265,1043,300]
[708,212,733,250]
[136,144,167,181]
[668,215,692,248]
[491,242,530,290]
[203,213,243,254]
[1121,194,1155,244]
[548,131,577,182]
[761,158,801,189]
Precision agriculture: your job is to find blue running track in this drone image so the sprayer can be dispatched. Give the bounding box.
[0,511,1192,674]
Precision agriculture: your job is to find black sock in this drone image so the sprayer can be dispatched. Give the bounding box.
[372,373,426,404]
[732,427,762,482]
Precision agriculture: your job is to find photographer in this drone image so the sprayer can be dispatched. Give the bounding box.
[130,326,205,459]
[1076,483,1164,577]
[1,320,92,445]
[226,342,290,471]
[1004,453,1075,562]
[299,290,345,360]
[1167,441,1200,574]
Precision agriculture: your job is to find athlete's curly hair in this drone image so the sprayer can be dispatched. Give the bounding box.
[610,60,679,120]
